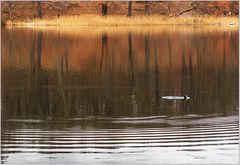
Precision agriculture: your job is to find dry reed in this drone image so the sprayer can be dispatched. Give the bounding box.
[5,15,239,27]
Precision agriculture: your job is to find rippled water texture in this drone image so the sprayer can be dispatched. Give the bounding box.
[1,26,239,164]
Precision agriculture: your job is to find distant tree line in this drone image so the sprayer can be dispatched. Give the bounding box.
[4,1,238,23]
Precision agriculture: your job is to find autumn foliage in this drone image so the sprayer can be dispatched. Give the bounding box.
[1,1,239,22]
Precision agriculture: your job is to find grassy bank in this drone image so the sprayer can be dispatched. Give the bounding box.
[5,15,239,26]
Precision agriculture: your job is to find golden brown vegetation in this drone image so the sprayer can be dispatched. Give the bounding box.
[5,15,239,26]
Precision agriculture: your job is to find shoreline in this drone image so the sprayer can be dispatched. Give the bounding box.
[4,15,239,27]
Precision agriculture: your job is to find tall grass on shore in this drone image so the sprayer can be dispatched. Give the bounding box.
[5,15,238,26]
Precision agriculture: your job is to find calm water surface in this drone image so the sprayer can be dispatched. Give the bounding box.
[1,26,239,164]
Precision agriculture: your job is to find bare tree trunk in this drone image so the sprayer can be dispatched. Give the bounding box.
[7,2,13,22]
[128,1,132,17]
[102,2,108,16]
[167,2,171,15]
[230,1,235,16]
[144,1,150,15]
[37,1,42,19]
[202,1,208,15]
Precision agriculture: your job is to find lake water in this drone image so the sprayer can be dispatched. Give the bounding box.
[1,26,239,164]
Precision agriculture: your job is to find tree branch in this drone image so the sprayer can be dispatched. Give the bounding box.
[176,2,199,16]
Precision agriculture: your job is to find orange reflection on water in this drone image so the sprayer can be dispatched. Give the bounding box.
[2,26,238,72]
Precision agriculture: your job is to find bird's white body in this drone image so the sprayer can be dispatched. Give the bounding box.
[161,95,190,100]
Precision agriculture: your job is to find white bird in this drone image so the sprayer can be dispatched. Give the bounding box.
[161,95,190,100]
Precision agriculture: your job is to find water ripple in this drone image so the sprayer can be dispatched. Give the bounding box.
[1,115,239,164]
